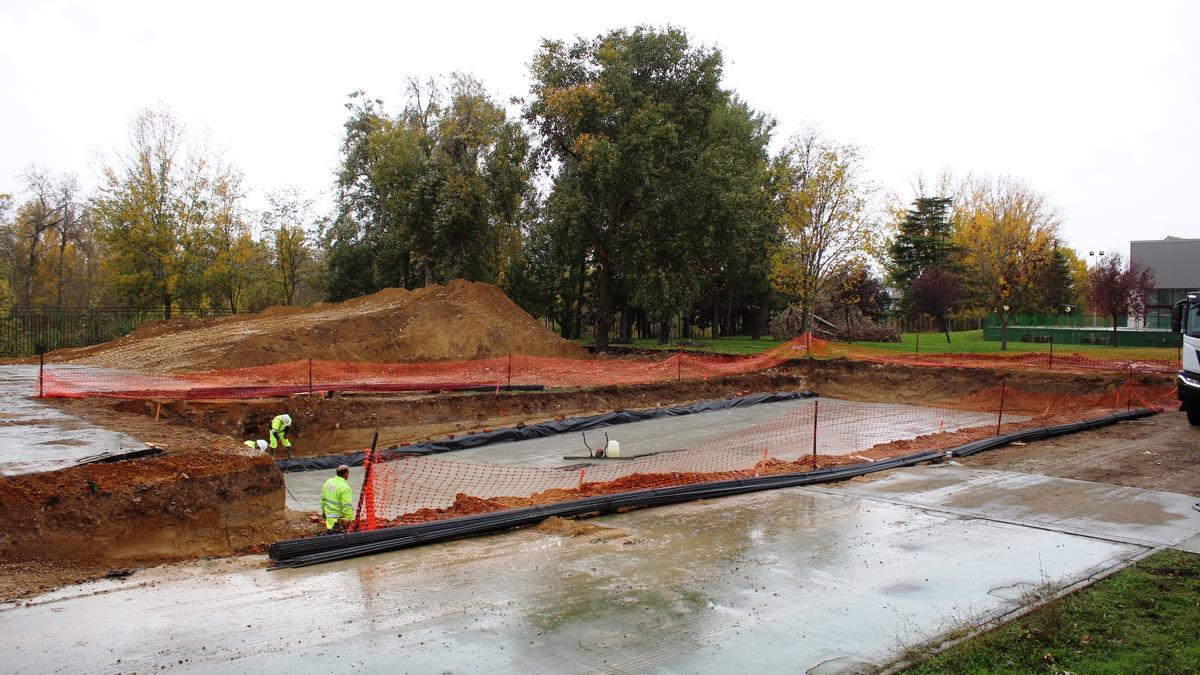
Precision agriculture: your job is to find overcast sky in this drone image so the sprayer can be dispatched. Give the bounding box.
[2,0,1196,258]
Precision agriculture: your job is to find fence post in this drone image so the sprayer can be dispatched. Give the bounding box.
[308,358,313,397]
[507,353,513,387]
[996,381,1007,435]
[1048,335,1054,370]
[812,400,819,469]
[915,333,920,356]
[354,431,379,531]
[37,351,44,399]
[1127,364,1133,411]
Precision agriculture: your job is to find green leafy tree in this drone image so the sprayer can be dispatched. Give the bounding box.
[329,76,534,298]
[888,196,956,291]
[525,26,762,350]
[1036,243,1082,312]
[95,107,212,317]
[262,187,321,305]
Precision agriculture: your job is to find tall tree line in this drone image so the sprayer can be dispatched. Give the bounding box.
[1,107,325,316]
[4,25,1103,349]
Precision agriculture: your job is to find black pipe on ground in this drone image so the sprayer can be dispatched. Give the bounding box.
[268,408,1157,568]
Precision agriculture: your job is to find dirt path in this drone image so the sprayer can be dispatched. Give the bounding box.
[960,410,1200,497]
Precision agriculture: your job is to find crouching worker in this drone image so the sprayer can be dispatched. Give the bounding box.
[270,413,293,449]
[321,464,355,533]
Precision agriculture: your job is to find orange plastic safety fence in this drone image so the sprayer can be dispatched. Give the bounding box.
[39,334,1178,399]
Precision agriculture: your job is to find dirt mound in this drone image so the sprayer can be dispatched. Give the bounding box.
[51,280,585,373]
[534,516,627,539]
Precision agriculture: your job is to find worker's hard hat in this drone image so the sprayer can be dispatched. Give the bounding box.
[257,439,269,452]
[279,414,292,427]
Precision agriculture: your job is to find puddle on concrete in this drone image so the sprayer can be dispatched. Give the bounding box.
[829,466,1200,549]
[0,366,144,475]
[944,479,1183,527]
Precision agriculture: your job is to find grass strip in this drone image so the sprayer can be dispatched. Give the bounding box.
[905,549,1200,674]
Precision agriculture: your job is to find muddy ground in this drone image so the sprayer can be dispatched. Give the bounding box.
[0,360,1183,600]
[961,409,1200,496]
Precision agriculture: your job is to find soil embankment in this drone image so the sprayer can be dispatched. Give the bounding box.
[47,280,585,372]
[0,403,315,599]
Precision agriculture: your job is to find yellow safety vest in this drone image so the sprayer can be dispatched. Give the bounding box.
[270,415,291,448]
[320,475,354,529]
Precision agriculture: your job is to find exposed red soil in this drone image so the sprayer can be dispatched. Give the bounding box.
[0,402,322,600]
[46,279,584,372]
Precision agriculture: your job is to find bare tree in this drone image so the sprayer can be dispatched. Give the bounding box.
[50,175,85,309]
[17,167,66,305]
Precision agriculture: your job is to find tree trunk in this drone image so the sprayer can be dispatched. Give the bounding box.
[57,238,67,310]
[593,248,612,353]
[1112,315,1119,347]
[573,250,586,340]
[422,259,433,287]
[712,295,720,338]
[682,316,692,340]
[725,288,734,338]
[1000,313,1008,351]
[162,288,173,320]
[751,302,768,340]
[939,314,951,343]
[26,237,38,306]
[657,320,670,345]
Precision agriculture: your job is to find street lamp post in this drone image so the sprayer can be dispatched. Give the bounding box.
[1001,304,1010,351]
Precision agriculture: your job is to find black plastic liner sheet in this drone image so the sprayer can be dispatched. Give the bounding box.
[276,390,817,472]
[268,408,1156,568]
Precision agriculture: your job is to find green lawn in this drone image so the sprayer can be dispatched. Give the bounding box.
[581,335,784,356]
[855,329,1179,360]
[904,549,1200,674]
[582,330,1178,361]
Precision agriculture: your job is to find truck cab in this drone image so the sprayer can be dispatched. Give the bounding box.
[1172,291,1200,425]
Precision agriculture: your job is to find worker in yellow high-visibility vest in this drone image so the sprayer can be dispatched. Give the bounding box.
[321,464,355,532]
[269,414,293,449]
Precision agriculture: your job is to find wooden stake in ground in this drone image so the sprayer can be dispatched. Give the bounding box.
[996,382,1007,435]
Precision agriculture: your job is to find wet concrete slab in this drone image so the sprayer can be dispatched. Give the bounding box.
[0,366,144,475]
[1,485,1144,673]
[823,464,1200,549]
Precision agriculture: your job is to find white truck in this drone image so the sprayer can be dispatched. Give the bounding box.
[1171,291,1200,425]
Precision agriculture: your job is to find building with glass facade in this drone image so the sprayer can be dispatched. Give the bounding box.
[1131,236,1200,329]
